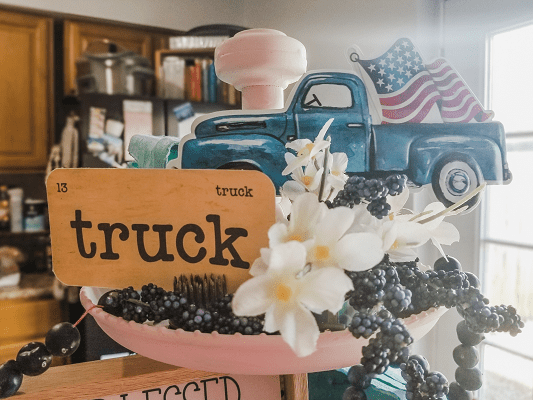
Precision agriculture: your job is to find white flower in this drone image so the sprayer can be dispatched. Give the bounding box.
[316,152,348,191]
[281,157,324,200]
[381,217,431,261]
[282,118,333,175]
[232,241,353,357]
[308,206,384,271]
[268,192,326,248]
[275,193,292,223]
[408,202,460,256]
[376,194,459,260]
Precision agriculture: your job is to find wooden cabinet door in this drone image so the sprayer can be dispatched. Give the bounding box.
[0,297,63,364]
[0,10,52,171]
[64,20,153,96]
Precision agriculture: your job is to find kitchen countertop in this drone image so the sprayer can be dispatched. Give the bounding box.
[0,273,56,301]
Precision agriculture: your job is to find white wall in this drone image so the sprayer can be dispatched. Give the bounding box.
[242,0,439,71]
[0,0,244,31]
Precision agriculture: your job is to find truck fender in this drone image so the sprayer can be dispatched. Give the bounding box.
[408,136,503,186]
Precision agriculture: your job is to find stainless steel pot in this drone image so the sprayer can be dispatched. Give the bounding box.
[77,41,154,95]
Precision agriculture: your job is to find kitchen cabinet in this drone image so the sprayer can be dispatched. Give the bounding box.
[0,10,53,172]
[64,20,174,96]
[0,296,63,364]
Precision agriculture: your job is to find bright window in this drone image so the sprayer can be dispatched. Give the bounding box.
[480,23,533,399]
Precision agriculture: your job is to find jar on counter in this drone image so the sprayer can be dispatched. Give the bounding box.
[8,187,23,232]
[0,185,10,231]
[24,199,47,232]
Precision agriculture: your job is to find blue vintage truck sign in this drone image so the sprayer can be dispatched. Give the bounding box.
[166,71,511,208]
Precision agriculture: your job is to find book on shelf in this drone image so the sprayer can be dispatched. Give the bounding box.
[158,54,239,106]
[187,59,202,102]
[208,61,217,103]
[161,56,185,99]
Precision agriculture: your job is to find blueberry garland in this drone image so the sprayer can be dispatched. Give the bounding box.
[329,174,524,399]
[340,256,524,400]
[328,174,408,218]
[98,276,265,335]
[0,312,85,398]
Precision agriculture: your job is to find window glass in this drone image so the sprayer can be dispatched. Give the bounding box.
[481,345,533,400]
[481,243,533,329]
[303,84,353,109]
[480,22,533,400]
[483,138,533,246]
[491,24,533,133]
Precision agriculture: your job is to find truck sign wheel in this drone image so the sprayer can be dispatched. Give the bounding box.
[432,155,483,212]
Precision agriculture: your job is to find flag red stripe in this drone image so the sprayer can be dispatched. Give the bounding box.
[382,94,439,122]
[380,85,439,118]
[438,82,468,102]
[441,96,477,119]
[441,87,472,109]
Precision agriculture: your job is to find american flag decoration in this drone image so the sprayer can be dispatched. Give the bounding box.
[351,38,493,124]
[427,58,494,123]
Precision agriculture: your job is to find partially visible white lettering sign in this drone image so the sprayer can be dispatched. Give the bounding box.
[88,374,280,400]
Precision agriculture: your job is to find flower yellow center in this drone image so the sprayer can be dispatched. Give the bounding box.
[275,283,292,302]
[390,240,400,250]
[314,245,330,261]
[389,213,394,221]
[288,234,304,242]
[297,143,314,157]
[332,170,340,176]
[302,176,313,186]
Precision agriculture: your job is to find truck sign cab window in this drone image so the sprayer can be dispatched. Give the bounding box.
[303,84,353,109]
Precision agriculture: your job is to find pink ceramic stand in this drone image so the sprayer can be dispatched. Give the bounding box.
[81,287,447,375]
[215,29,307,110]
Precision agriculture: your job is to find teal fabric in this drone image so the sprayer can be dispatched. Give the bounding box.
[127,135,181,169]
[309,365,450,400]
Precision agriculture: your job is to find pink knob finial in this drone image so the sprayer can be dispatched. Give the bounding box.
[214,29,307,110]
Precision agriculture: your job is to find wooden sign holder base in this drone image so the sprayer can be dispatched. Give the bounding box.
[15,354,309,400]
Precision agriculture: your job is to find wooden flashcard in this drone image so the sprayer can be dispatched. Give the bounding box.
[47,169,276,292]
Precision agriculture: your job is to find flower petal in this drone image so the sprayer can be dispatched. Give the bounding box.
[298,267,353,314]
[315,207,355,244]
[286,139,311,152]
[268,241,308,274]
[278,304,321,357]
[315,118,334,142]
[232,274,273,316]
[430,221,460,245]
[417,202,447,230]
[394,222,431,247]
[289,193,327,235]
[263,304,281,333]
[268,222,289,247]
[381,221,398,251]
[306,168,324,191]
[335,232,384,271]
[309,141,330,159]
[282,154,309,175]
[388,189,410,213]
[250,247,271,276]
[281,180,307,201]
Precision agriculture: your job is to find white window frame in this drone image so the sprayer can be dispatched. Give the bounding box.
[413,1,533,394]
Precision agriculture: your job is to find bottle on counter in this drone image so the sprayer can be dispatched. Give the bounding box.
[0,185,10,231]
[8,187,23,232]
[24,199,47,232]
